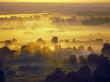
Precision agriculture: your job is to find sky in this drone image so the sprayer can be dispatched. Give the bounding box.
[0,0,110,3]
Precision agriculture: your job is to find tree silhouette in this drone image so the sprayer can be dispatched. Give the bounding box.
[45,68,65,82]
[37,38,44,43]
[87,46,94,54]
[79,56,86,65]
[51,37,58,44]
[0,46,15,58]
[68,55,77,65]
[87,54,99,65]
[0,64,5,82]
[92,56,110,82]
[66,71,79,82]
[101,43,110,56]
[78,65,91,82]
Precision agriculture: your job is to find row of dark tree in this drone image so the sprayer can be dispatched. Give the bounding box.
[0,43,110,82]
[0,15,41,22]
[44,43,110,82]
[0,43,110,64]
[45,55,110,82]
[51,16,110,26]
[82,17,110,25]
[0,15,109,26]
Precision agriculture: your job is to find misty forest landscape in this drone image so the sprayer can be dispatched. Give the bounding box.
[0,1,110,82]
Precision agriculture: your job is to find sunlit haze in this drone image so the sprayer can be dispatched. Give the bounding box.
[0,1,110,82]
[0,0,110,3]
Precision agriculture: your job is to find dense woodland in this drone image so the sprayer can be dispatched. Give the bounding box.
[0,39,110,82]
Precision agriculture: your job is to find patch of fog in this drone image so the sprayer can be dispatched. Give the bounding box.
[0,13,110,44]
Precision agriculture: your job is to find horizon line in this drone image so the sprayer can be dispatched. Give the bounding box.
[0,2,110,4]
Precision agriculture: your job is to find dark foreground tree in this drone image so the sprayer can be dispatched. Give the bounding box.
[0,46,15,58]
[0,64,5,82]
[101,43,110,56]
[87,54,99,65]
[92,56,110,82]
[66,71,79,82]
[68,55,77,65]
[45,68,65,82]
[78,65,91,82]
[79,56,86,65]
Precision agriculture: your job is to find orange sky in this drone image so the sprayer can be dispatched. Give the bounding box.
[0,0,110,3]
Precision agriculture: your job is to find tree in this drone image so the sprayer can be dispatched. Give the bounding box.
[72,39,76,42]
[73,46,78,54]
[0,46,15,58]
[87,46,94,54]
[79,56,86,65]
[0,64,5,82]
[101,43,110,56]
[92,57,110,82]
[78,65,91,82]
[51,36,58,44]
[77,46,86,55]
[45,68,65,82]
[20,45,30,59]
[37,38,44,43]
[68,55,77,65]
[66,71,79,82]
[87,54,99,65]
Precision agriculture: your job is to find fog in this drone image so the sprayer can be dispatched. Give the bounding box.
[0,13,109,53]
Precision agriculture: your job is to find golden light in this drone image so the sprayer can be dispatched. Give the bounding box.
[0,0,110,3]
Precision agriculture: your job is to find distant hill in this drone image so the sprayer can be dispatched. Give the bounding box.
[0,2,110,14]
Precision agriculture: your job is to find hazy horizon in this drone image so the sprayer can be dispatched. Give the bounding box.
[0,2,109,14]
[0,0,110,3]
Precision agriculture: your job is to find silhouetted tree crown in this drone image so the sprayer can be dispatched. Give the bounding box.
[51,37,58,44]
[68,55,77,65]
[0,64,5,82]
[45,68,65,82]
[66,71,79,82]
[101,43,110,56]
[79,56,86,65]
[87,54,99,65]
[92,56,110,82]
[78,65,92,82]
